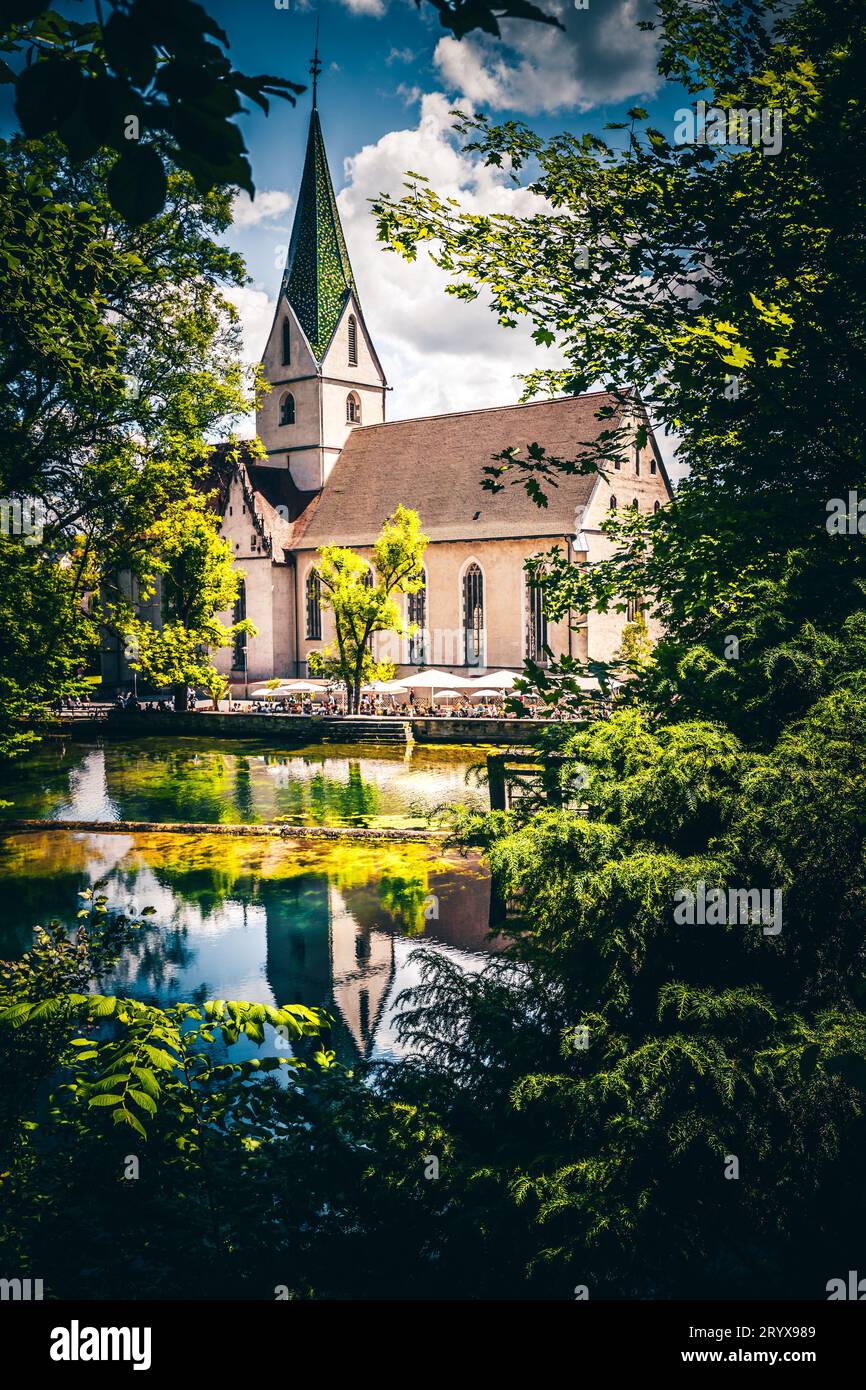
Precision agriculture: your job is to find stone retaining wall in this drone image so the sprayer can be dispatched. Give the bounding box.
[60,712,557,746]
[3,818,446,843]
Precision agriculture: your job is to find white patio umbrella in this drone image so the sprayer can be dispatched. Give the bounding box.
[433,689,465,700]
[362,679,406,694]
[467,669,519,689]
[283,680,328,694]
[394,669,474,692]
[470,688,503,699]
[250,684,297,698]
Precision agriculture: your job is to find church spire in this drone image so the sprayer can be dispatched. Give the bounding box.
[310,18,322,109]
[281,47,356,362]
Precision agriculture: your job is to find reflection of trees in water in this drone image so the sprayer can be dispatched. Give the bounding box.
[233,756,255,820]
[0,741,90,820]
[274,763,380,826]
[109,916,195,999]
[377,872,431,935]
[105,746,234,823]
[1,737,488,828]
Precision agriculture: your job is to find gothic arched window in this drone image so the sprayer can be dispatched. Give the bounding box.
[305,569,322,641]
[462,562,484,667]
[346,391,361,424]
[408,571,427,665]
[362,567,374,649]
[280,392,295,426]
[348,314,358,366]
[526,576,548,665]
[654,500,661,514]
[609,495,618,510]
[232,580,247,671]
[282,318,291,366]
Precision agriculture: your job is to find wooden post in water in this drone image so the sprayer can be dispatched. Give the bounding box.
[487,752,507,811]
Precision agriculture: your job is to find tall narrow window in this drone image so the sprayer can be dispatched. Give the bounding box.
[650,458,657,475]
[526,579,548,664]
[233,580,247,670]
[654,500,661,514]
[609,495,618,510]
[362,567,374,650]
[408,572,427,664]
[305,569,322,641]
[280,392,295,426]
[282,318,291,366]
[634,443,641,476]
[348,314,358,366]
[346,391,361,424]
[462,563,484,667]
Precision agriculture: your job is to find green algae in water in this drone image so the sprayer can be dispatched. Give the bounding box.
[0,738,491,828]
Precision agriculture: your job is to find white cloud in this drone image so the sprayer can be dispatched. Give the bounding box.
[434,0,660,115]
[231,189,293,229]
[223,286,276,367]
[386,47,415,65]
[337,91,567,422]
[334,0,386,14]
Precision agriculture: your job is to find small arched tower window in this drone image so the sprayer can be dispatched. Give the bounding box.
[632,498,639,509]
[609,495,618,510]
[282,318,291,366]
[346,391,361,425]
[634,442,641,476]
[348,314,358,367]
[654,500,661,514]
[280,392,295,426]
[305,569,322,641]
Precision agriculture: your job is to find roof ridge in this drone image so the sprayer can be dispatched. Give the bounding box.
[352,388,628,432]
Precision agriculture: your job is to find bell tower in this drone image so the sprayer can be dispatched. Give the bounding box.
[256,43,386,491]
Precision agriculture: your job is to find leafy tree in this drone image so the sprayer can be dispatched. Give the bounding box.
[308,505,428,713]
[0,132,255,738]
[201,669,230,711]
[110,492,255,711]
[613,610,653,674]
[0,0,559,222]
[0,535,97,756]
[374,0,866,743]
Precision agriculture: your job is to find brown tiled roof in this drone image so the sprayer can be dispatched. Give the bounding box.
[295,391,627,549]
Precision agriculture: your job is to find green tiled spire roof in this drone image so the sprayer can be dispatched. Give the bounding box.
[282,109,357,362]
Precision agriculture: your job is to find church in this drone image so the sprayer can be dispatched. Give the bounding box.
[211,95,673,692]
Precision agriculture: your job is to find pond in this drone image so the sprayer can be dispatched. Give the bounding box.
[0,829,500,1064]
[0,737,490,829]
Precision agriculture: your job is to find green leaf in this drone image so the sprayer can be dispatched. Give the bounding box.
[107,146,168,226]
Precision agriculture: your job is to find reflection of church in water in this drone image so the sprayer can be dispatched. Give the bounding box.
[259,862,494,1061]
[263,874,394,1060]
